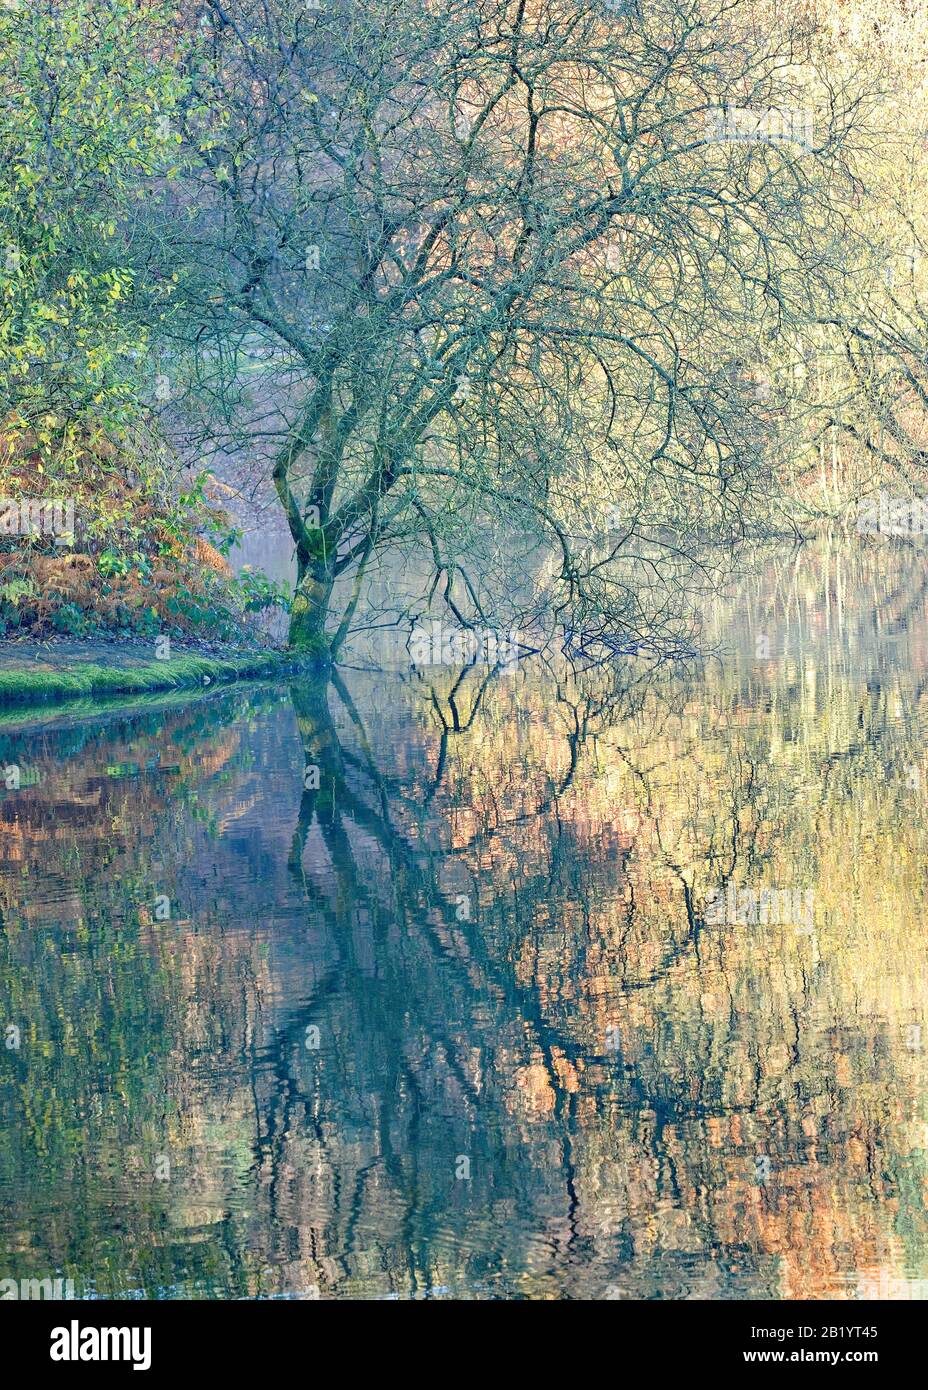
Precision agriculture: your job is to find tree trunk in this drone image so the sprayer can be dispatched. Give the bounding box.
[288,556,334,656]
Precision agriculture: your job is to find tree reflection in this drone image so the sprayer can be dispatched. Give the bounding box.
[2,551,928,1299]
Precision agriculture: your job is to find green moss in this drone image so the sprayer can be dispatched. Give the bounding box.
[303,528,330,562]
[0,651,305,708]
[287,631,331,661]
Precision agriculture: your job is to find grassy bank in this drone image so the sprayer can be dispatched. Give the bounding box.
[0,648,311,707]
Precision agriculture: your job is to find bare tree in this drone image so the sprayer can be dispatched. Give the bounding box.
[162,0,870,656]
[783,1,928,514]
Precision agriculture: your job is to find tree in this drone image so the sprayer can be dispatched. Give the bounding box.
[0,0,182,446]
[0,2,249,641]
[813,0,928,511]
[764,0,928,517]
[166,0,871,656]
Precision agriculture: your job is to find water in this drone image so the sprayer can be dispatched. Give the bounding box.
[2,540,928,1300]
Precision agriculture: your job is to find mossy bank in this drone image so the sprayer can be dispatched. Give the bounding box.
[0,642,319,709]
